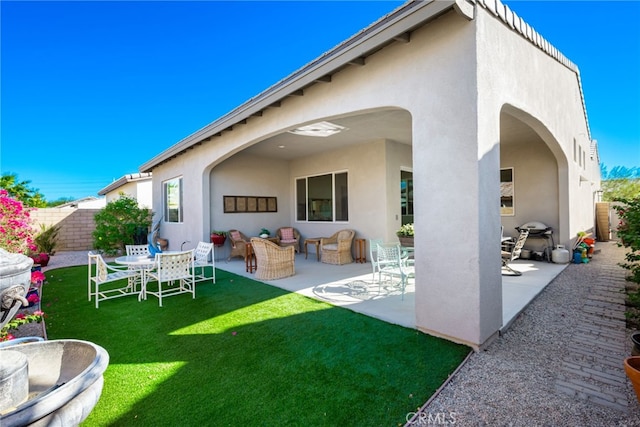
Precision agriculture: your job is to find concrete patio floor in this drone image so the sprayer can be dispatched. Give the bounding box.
[215,251,568,332]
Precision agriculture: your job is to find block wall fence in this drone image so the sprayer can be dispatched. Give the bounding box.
[30,208,100,251]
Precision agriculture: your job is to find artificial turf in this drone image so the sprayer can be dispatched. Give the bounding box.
[43,265,470,426]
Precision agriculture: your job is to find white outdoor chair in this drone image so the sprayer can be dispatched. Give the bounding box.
[369,238,384,282]
[88,252,143,308]
[376,243,415,300]
[193,241,215,284]
[142,250,196,307]
[126,244,150,256]
[126,244,154,289]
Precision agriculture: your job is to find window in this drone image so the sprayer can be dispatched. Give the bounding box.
[500,168,514,216]
[163,177,183,223]
[400,170,413,225]
[296,172,348,222]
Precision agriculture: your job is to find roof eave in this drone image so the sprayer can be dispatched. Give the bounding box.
[139,0,457,173]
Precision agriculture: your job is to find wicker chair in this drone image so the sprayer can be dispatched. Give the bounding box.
[228,229,250,261]
[275,227,301,253]
[320,229,355,265]
[250,238,295,280]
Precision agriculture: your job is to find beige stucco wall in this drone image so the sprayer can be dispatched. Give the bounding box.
[105,180,152,209]
[146,6,598,349]
[210,152,290,237]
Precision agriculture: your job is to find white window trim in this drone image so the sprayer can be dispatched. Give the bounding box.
[295,170,349,223]
[163,176,183,223]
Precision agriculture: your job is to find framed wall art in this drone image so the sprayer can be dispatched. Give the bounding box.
[224,196,277,213]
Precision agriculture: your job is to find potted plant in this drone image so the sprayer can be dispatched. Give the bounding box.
[260,228,270,238]
[396,223,414,247]
[210,231,227,246]
[624,356,640,402]
[30,253,50,267]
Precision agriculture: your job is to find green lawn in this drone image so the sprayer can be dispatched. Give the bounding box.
[43,266,469,426]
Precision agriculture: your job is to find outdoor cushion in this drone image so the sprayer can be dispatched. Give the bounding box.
[281,228,295,241]
[323,243,338,251]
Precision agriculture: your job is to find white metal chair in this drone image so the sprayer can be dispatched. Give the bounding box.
[501,229,529,276]
[193,241,215,284]
[88,252,142,308]
[142,250,196,307]
[125,244,154,289]
[369,238,384,282]
[376,243,415,300]
[126,244,150,256]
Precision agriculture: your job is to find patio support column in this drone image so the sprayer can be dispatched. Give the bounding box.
[412,110,502,351]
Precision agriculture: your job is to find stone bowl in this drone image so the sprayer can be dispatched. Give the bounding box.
[0,339,109,427]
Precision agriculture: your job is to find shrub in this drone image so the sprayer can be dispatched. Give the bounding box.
[34,223,60,255]
[396,223,414,237]
[93,195,152,255]
[615,197,640,327]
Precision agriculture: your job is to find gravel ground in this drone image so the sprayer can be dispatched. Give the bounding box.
[414,241,640,426]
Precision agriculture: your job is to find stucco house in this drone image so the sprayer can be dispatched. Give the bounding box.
[138,0,601,349]
[97,172,153,209]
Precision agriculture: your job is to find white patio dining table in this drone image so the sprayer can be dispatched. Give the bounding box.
[114,254,157,299]
[114,254,156,268]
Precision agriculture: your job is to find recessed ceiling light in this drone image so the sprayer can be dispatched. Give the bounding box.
[278,145,286,149]
[288,121,347,137]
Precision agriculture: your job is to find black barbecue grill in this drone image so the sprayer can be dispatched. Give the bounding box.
[515,221,554,262]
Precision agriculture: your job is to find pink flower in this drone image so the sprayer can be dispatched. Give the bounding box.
[31,271,46,284]
[14,313,25,320]
[27,293,40,304]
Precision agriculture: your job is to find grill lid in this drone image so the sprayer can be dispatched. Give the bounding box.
[517,221,552,234]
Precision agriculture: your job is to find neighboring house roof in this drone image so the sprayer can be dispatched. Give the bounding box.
[98,173,153,196]
[56,197,106,209]
[140,0,590,173]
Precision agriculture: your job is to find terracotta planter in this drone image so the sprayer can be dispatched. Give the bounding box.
[30,254,49,267]
[398,236,414,247]
[210,234,227,247]
[624,356,640,402]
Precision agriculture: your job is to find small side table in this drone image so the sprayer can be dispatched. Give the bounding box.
[245,243,256,273]
[354,238,366,263]
[304,238,321,262]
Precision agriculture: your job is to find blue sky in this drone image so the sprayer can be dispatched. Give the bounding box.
[1,1,638,201]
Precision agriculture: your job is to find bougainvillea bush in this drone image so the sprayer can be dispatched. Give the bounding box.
[0,189,36,254]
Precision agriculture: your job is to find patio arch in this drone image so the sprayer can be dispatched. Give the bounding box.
[203,107,414,253]
[499,104,570,248]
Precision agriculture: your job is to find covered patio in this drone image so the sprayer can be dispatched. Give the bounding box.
[216,253,567,332]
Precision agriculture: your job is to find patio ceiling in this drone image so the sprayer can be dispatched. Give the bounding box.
[242,109,413,161]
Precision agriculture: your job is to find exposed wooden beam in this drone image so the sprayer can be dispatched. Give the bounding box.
[314,75,332,83]
[348,57,366,66]
[287,89,304,97]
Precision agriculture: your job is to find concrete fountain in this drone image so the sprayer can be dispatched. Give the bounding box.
[0,249,109,426]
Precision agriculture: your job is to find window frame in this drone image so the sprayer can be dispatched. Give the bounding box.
[500,168,514,216]
[295,171,349,223]
[163,176,183,223]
